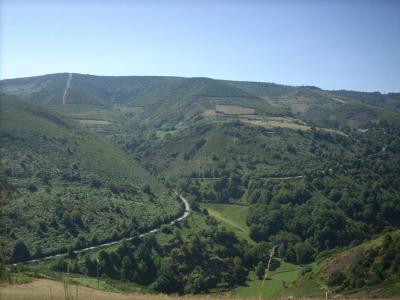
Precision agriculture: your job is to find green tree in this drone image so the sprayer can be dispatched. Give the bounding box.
[255,261,266,280]
[12,241,30,262]
[184,267,208,294]
[121,256,134,280]
[151,260,180,293]
[232,257,247,285]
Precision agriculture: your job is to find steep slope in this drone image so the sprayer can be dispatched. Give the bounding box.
[0,95,181,261]
[320,230,400,297]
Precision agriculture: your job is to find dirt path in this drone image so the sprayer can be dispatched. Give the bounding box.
[62,73,72,105]
[260,175,303,180]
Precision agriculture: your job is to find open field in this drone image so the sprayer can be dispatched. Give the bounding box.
[230,259,302,298]
[215,105,256,115]
[0,279,135,300]
[202,203,253,244]
[239,116,348,136]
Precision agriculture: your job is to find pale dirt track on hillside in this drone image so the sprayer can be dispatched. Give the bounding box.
[0,279,394,300]
[78,119,112,125]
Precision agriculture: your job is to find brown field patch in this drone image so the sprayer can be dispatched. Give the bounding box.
[215,105,255,115]
[322,247,364,277]
[0,279,133,300]
[241,118,310,131]
[240,117,348,137]
[78,119,112,125]
[291,102,308,113]
[203,109,217,116]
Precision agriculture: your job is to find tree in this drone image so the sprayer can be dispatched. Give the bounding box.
[232,257,247,285]
[121,256,134,280]
[67,246,76,259]
[184,267,208,294]
[12,241,30,262]
[255,261,266,279]
[143,184,151,194]
[151,260,180,293]
[294,241,314,264]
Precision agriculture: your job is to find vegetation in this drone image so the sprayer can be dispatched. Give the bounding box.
[0,95,181,262]
[41,212,271,294]
[1,74,400,297]
[324,232,400,293]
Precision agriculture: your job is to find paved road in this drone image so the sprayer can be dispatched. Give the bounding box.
[17,192,190,265]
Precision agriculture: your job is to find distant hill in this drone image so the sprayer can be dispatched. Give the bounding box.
[0,94,181,261]
[2,73,399,130]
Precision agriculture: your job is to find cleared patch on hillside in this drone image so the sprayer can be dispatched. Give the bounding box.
[321,230,400,278]
[292,102,309,113]
[203,109,217,116]
[78,119,112,125]
[240,117,309,131]
[215,105,255,115]
[202,203,253,244]
[239,116,348,137]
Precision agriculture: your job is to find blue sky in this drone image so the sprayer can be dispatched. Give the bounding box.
[1,0,399,92]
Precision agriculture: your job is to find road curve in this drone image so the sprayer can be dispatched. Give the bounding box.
[17,192,190,265]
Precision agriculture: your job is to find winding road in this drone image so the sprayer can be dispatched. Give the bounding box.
[18,192,190,265]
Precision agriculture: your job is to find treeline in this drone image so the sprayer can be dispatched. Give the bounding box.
[51,218,275,294]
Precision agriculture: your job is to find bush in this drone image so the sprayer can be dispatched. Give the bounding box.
[328,270,346,286]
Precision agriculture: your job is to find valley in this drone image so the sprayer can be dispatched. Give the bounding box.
[1,73,400,298]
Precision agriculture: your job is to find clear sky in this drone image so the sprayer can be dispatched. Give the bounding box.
[1,0,399,92]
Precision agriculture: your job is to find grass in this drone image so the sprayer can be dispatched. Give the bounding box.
[155,129,176,139]
[232,260,300,298]
[201,203,253,244]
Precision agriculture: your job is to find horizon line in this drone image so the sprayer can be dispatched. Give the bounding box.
[1,72,398,94]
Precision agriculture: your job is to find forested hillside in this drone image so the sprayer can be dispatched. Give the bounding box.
[0,95,181,262]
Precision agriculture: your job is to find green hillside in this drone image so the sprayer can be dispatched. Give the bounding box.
[322,231,400,297]
[1,74,400,296]
[0,95,181,261]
